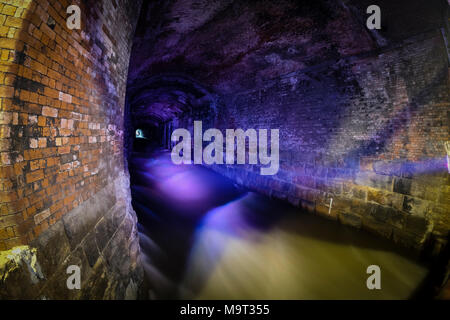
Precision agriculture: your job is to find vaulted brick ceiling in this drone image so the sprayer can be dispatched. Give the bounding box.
[126,0,446,123]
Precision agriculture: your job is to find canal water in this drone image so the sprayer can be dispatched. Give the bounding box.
[129,149,429,300]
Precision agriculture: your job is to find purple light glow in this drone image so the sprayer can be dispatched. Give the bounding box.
[195,193,253,237]
[158,170,214,202]
[131,151,244,217]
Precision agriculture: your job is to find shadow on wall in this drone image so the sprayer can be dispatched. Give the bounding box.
[123,0,449,299]
[207,30,449,257]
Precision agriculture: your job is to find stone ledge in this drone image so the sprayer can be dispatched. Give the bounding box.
[0,177,143,299]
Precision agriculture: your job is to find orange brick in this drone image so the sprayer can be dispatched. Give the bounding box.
[42,106,58,117]
[44,86,59,99]
[41,179,49,188]
[40,23,56,40]
[30,59,47,75]
[29,160,40,171]
[26,169,44,184]
[0,85,14,98]
[57,146,70,154]
[38,138,47,148]
[46,157,58,167]
[38,116,46,126]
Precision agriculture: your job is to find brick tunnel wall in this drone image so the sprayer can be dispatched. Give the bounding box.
[126,1,449,259]
[0,0,144,299]
[207,31,449,255]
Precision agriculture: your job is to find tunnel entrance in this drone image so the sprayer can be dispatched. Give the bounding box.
[132,123,172,153]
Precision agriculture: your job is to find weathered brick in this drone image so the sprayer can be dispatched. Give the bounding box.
[37,116,46,126]
[41,106,58,117]
[34,208,51,225]
[57,145,70,154]
[26,169,44,183]
[0,85,14,97]
[1,5,16,16]
[4,16,21,28]
[38,137,47,148]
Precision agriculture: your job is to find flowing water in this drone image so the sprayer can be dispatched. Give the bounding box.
[129,149,429,300]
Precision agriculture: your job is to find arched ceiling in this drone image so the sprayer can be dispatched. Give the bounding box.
[127,75,216,125]
[126,0,447,124]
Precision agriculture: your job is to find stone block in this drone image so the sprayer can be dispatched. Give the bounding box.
[392,227,426,250]
[355,171,393,191]
[367,188,404,211]
[393,177,412,195]
[95,206,123,253]
[402,196,429,218]
[373,160,402,176]
[300,200,315,214]
[429,204,450,237]
[102,214,136,278]
[82,230,100,268]
[0,246,44,299]
[62,185,116,250]
[404,215,429,236]
[37,246,91,300]
[351,185,367,200]
[362,215,393,239]
[409,180,440,202]
[31,220,71,279]
[79,258,110,300]
[437,186,450,206]
[338,212,362,228]
[331,197,352,213]
[315,202,337,220]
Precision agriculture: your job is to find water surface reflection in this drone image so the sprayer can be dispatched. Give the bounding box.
[129,149,429,299]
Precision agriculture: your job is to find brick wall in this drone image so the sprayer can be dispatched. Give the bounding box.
[127,0,448,258]
[126,1,448,259]
[152,28,449,257]
[204,31,449,255]
[0,0,144,299]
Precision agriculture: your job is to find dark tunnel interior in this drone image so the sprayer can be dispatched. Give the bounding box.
[1,0,449,302]
[122,0,450,299]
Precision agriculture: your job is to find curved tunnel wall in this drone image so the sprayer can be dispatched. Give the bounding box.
[127,0,449,256]
[1,0,446,300]
[125,74,219,158]
[0,0,144,299]
[209,32,449,254]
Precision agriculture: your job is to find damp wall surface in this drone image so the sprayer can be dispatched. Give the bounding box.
[131,0,450,255]
[208,31,449,255]
[123,0,449,295]
[0,0,144,299]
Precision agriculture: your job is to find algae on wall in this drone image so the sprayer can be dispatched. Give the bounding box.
[0,246,43,285]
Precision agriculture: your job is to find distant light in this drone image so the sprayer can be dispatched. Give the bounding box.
[136,129,145,139]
